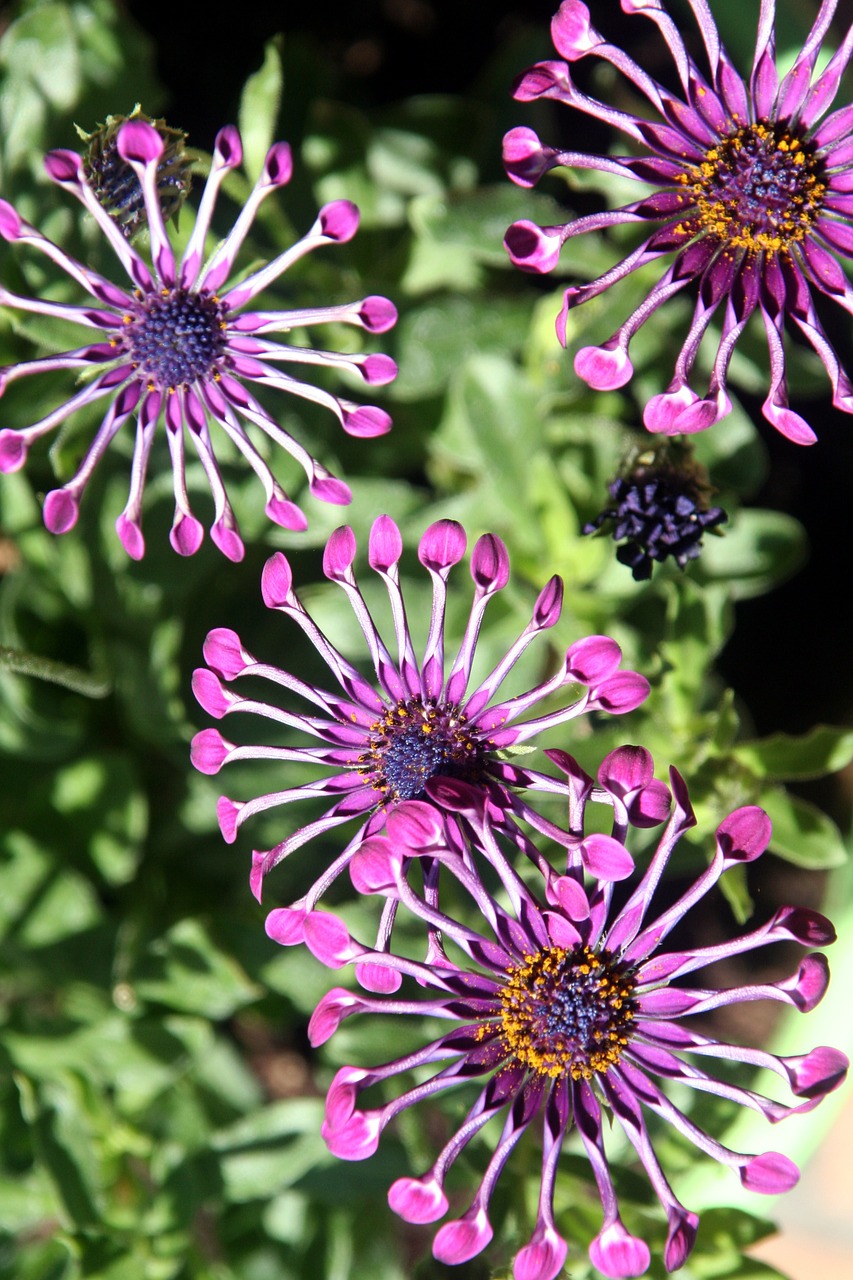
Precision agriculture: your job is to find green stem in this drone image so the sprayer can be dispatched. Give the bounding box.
[0,644,112,699]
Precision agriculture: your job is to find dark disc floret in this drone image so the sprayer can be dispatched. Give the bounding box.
[359,696,484,803]
[584,443,727,580]
[124,288,226,389]
[78,110,192,239]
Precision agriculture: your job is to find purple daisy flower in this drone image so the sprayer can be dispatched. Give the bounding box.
[0,120,397,559]
[293,747,848,1280]
[191,516,649,971]
[504,0,853,444]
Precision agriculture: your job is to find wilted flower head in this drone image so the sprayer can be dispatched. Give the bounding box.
[76,108,193,238]
[504,0,853,444]
[0,120,397,559]
[192,516,649,964]
[584,440,727,579]
[299,747,847,1279]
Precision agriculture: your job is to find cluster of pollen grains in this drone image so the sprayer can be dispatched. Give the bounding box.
[499,945,636,1080]
[358,696,484,803]
[677,121,825,254]
[122,288,227,390]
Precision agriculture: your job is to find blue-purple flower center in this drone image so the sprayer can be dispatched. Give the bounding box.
[500,945,636,1080]
[359,696,483,803]
[683,122,825,254]
[125,288,226,389]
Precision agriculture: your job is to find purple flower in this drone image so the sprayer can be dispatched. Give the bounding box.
[584,441,727,579]
[192,516,649,968]
[504,0,853,444]
[0,120,397,559]
[296,747,847,1279]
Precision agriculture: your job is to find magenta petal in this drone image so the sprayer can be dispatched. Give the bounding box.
[322,1108,382,1160]
[361,353,397,385]
[0,200,23,241]
[192,668,236,719]
[350,841,402,895]
[740,1152,799,1194]
[504,220,564,274]
[533,576,563,628]
[785,954,830,1011]
[598,745,654,795]
[310,474,352,504]
[788,1046,849,1099]
[588,1221,651,1279]
[433,1209,493,1265]
[0,429,28,471]
[263,140,293,186]
[303,910,362,967]
[628,778,671,827]
[580,833,634,881]
[117,119,164,163]
[43,489,79,535]
[593,672,651,713]
[368,514,403,571]
[342,405,392,437]
[551,0,601,61]
[319,200,360,242]
[264,905,308,945]
[260,498,304,533]
[170,513,204,556]
[418,519,467,570]
[566,635,621,683]
[664,1211,699,1272]
[214,124,242,167]
[323,525,357,579]
[549,875,590,921]
[190,728,231,774]
[308,988,361,1045]
[716,805,772,862]
[471,532,510,591]
[387,799,446,848]
[575,343,633,391]
[115,514,145,560]
[514,1224,568,1280]
[261,552,295,608]
[203,627,250,679]
[211,522,245,562]
[44,149,83,183]
[389,1176,449,1224]
[216,796,242,843]
[355,961,402,993]
[360,295,398,333]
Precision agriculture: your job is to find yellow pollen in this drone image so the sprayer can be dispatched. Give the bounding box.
[681,121,825,255]
[498,944,636,1081]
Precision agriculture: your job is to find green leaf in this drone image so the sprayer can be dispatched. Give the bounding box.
[760,786,849,868]
[238,38,284,179]
[733,725,853,781]
[133,919,262,1018]
[699,508,807,598]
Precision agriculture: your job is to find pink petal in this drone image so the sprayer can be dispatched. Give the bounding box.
[566,635,621,683]
[588,1221,650,1279]
[368,514,403,571]
[117,119,164,163]
[575,343,633,391]
[360,295,398,333]
[716,806,772,862]
[388,1176,449,1224]
[261,552,295,608]
[303,910,362,968]
[514,1225,568,1280]
[740,1152,799,1194]
[190,728,231,774]
[264,905,308,945]
[433,1209,493,1265]
[319,200,359,241]
[418,519,467,570]
[202,627,250,679]
[471,532,510,591]
[323,525,357,579]
[43,489,79,535]
[580,833,634,881]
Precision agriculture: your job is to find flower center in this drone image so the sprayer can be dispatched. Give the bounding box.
[683,122,825,254]
[359,696,483,803]
[499,945,636,1080]
[125,288,226,389]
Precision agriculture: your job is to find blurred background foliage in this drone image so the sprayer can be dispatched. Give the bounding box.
[1,0,852,1277]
